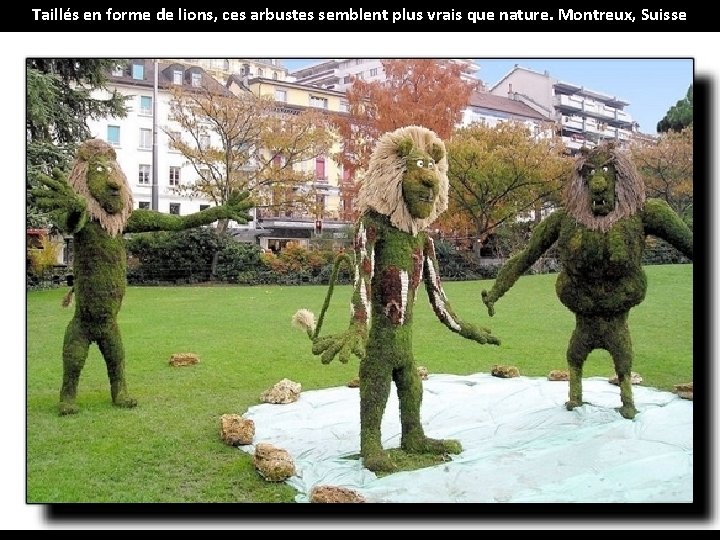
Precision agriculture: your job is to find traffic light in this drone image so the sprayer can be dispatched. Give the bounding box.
[315,220,323,234]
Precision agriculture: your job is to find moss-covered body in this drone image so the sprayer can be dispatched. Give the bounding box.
[296,126,498,472]
[33,139,251,415]
[482,144,693,419]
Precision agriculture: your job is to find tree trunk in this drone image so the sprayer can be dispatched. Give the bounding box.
[210,218,230,280]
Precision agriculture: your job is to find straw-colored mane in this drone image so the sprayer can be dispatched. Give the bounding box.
[67,138,133,237]
[356,125,449,235]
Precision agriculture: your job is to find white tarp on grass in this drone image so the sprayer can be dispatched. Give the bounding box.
[239,374,693,503]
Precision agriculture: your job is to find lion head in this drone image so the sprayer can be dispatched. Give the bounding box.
[356,125,449,235]
[68,138,133,236]
[564,142,645,232]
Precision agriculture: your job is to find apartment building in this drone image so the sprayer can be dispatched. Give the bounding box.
[85,59,230,216]
[226,76,351,251]
[290,58,480,90]
[461,90,551,130]
[488,65,636,153]
[168,58,288,84]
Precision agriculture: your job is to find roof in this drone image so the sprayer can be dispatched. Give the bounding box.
[108,60,231,96]
[469,91,548,121]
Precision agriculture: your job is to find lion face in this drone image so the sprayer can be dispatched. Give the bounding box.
[356,126,449,235]
[87,155,125,214]
[402,152,440,219]
[580,148,616,216]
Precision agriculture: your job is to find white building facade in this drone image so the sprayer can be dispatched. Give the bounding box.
[86,60,223,216]
[290,58,480,91]
[488,65,635,153]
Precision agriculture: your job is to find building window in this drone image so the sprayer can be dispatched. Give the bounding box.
[138,201,150,210]
[339,100,349,113]
[191,73,201,87]
[173,70,183,85]
[199,168,210,181]
[140,95,153,116]
[275,89,287,102]
[315,157,326,182]
[169,203,181,215]
[139,128,152,150]
[356,71,364,80]
[107,125,120,145]
[223,59,230,70]
[111,64,124,77]
[272,72,278,80]
[199,135,211,150]
[369,68,378,77]
[310,96,328,109]
[257,68,264,78]
[169,166,181,187]
[199,204,210,211]
[132,63,144,80]
[138,164,151,185]
[343,75,352,84]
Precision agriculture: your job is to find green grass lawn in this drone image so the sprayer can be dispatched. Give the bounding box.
[26,264,694,503]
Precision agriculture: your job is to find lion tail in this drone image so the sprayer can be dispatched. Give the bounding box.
[62,287,74,308]
[291,253,353,342]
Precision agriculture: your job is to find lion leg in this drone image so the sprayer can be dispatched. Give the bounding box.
[566,316,592,411]
[59,317,90,415]
[359,355,394,472]
[395,363,461,456]
[97,321,137,409]
[606,313,636,419]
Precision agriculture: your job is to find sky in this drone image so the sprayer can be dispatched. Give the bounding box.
[282,58,693,134]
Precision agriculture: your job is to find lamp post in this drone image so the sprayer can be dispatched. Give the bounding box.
[151,59,159,211]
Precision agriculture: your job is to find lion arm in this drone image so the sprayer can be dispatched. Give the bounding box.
[124,206,232,234]
[641,198,693,261]
[423,237,498,344]
[485,210,563,305]
[349,217,376,328]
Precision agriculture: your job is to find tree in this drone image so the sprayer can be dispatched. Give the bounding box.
[166,84,336,233]
[334,60,475,220]
[657,84,693,133]
[632,126,693,222]
[26,59,129,227]
[439,122,573,256]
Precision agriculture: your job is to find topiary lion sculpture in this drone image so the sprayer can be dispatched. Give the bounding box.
[33,138,252,415]
[293,126,499,472]
[481,142,693,419]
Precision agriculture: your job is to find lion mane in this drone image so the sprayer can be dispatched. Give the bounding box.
[67,138,134,237]
[564,143,645,232]
[355,125,449,236]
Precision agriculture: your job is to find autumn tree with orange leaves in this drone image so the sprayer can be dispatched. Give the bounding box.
[631,126,693,224]
[334,59,475,220]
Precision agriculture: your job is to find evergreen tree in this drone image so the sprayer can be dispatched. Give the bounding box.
[656,84,693,133]
[27,59,129,226]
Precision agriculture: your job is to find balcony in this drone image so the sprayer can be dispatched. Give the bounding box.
[555,94,583,110]
[561,115,583,131]
[561,135,587,151]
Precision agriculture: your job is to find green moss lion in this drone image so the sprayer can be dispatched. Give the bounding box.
[293,126,499,472]
[481,142,693,419]
[33,139,252,415]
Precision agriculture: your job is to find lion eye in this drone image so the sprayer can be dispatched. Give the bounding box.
[427,160,435,169]
[416,159,424,168]
[96,165,103,172]
[589,169,595,175]
[602,166,608,172]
